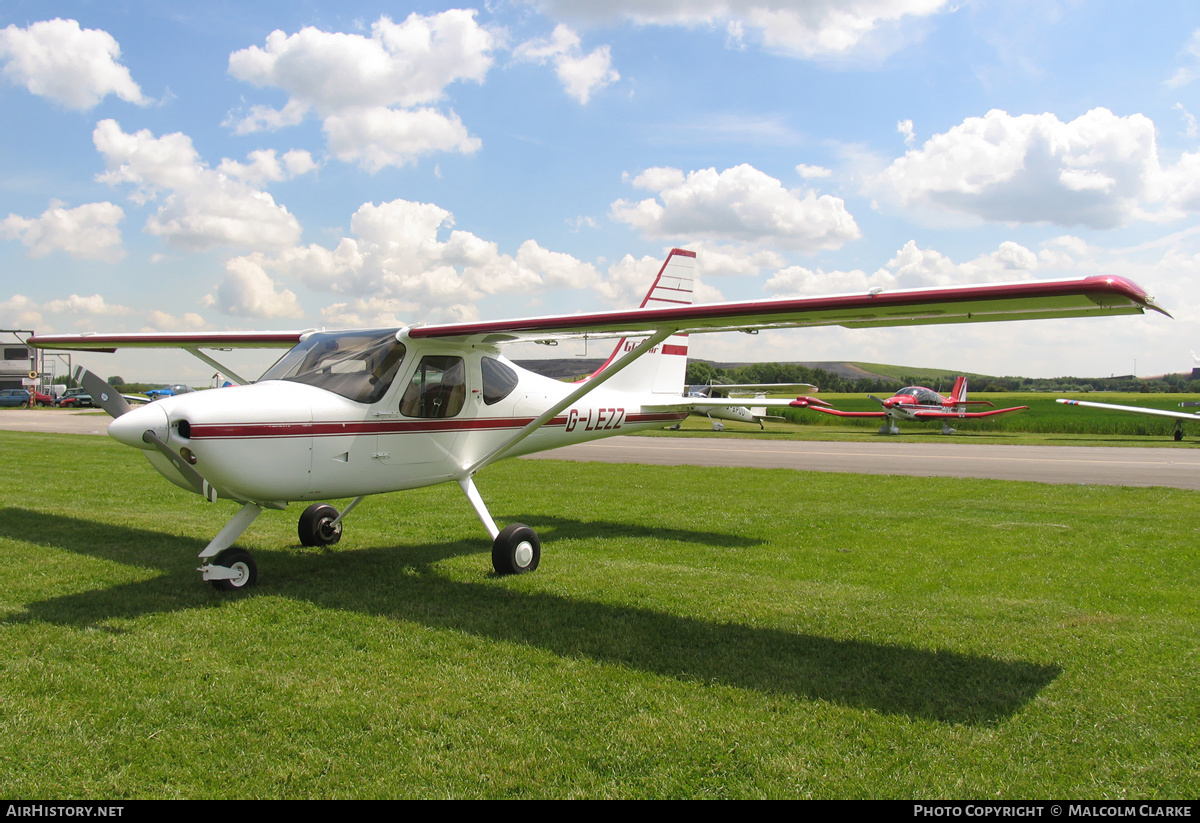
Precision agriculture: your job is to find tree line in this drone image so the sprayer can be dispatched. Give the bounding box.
[685,361,1200,394]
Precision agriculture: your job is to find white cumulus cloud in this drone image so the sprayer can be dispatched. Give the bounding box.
[611,164,860,250]
[41,293,135,316]
[144,310,207,332]
[94,119,303,251]
[0,18,148,109]
[764,239,1041,296]
[524,0,949,59]
[871,107,1200,229]
[2,200,124,261]
[211,198,601,320]
[226,11,492,171]
[515,24,619,104]
[216,149,317,185]
[206,257,303,320]
[322,107,480,172]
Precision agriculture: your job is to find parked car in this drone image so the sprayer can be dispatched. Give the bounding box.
[55,388,95,408]
[29,389,53,407]
[0,389,32,408]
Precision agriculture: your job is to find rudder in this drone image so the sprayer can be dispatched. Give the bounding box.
[587,248,695,397]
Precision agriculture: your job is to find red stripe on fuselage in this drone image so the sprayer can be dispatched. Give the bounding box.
[188,412,686,440]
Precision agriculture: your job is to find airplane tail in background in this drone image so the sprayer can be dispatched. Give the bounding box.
[588,248,695,397]
[949,376,968,412]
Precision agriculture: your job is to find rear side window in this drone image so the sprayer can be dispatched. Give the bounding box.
[481,357,518,405]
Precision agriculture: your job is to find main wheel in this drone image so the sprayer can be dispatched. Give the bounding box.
[210,547,257,591]
[299,503,342,547]
[1174,429,1184,442]
[492,523,540,575]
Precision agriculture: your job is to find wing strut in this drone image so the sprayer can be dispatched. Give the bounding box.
[462,328,673,477]
[184,347,250,386]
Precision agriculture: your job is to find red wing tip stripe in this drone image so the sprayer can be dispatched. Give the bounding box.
[661,344,688,356]
[668,248,697,258]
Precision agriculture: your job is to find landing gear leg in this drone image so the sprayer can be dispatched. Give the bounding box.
[941,422,957,435]
[1174,422,1184,442]
[458,476,541,575]
[199,502,263,589]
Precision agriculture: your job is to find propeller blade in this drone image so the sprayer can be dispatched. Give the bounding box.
[868,395,886,407]
[141,429,220,503]
[72,366,131,419]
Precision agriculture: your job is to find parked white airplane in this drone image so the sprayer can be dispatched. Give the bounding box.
[1056,397,1200,440]
[30,250,1166,589]
[682,383,822,430]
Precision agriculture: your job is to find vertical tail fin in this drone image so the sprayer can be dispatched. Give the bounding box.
[586,248,695,396]
[950,376,968,412]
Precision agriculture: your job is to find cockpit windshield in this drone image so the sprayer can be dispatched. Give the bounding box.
[897,386,942,405]
[260,330,406,404]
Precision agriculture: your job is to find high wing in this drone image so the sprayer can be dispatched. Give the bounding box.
[403,251,1166,344]
[28,330,310,386]
[651,397,817,412]
[28,249,1166,355]
[1056,398,1200,422]
[28,330,306,353]
[693,382,820,396]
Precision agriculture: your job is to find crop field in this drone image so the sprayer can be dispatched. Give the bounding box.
[0,430,1197,798]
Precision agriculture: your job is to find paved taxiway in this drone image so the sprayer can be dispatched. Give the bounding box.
[524,436,1200,490]
[5,410,1198,491]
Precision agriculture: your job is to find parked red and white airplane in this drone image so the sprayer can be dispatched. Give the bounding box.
[1056,397,1200,441]
[792,376,1029,434]
[30,250,1165,589]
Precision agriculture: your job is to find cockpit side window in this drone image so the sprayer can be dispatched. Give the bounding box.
[259,330,406,404]
[400,355,467,418]
[481,357,518,405]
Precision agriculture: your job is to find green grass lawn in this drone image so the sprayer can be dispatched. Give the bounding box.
[1,431,1196,798]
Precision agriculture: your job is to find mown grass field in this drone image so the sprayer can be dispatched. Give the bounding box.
[1,430,1197,798]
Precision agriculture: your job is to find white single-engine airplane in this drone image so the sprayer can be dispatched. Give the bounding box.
[682,382,821,430]
[30,250,1166,590]
[1056,397,1200,441]
[790,376,1029,435]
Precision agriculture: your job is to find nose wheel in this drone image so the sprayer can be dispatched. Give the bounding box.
[206,547,258,591]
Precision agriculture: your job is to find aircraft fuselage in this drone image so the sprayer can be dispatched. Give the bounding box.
[109,342,683,505]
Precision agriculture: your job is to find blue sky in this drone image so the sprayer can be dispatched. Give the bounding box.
[3,1,1200,382]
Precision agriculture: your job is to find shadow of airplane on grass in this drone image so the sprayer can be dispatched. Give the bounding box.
[1,508,1059,726]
